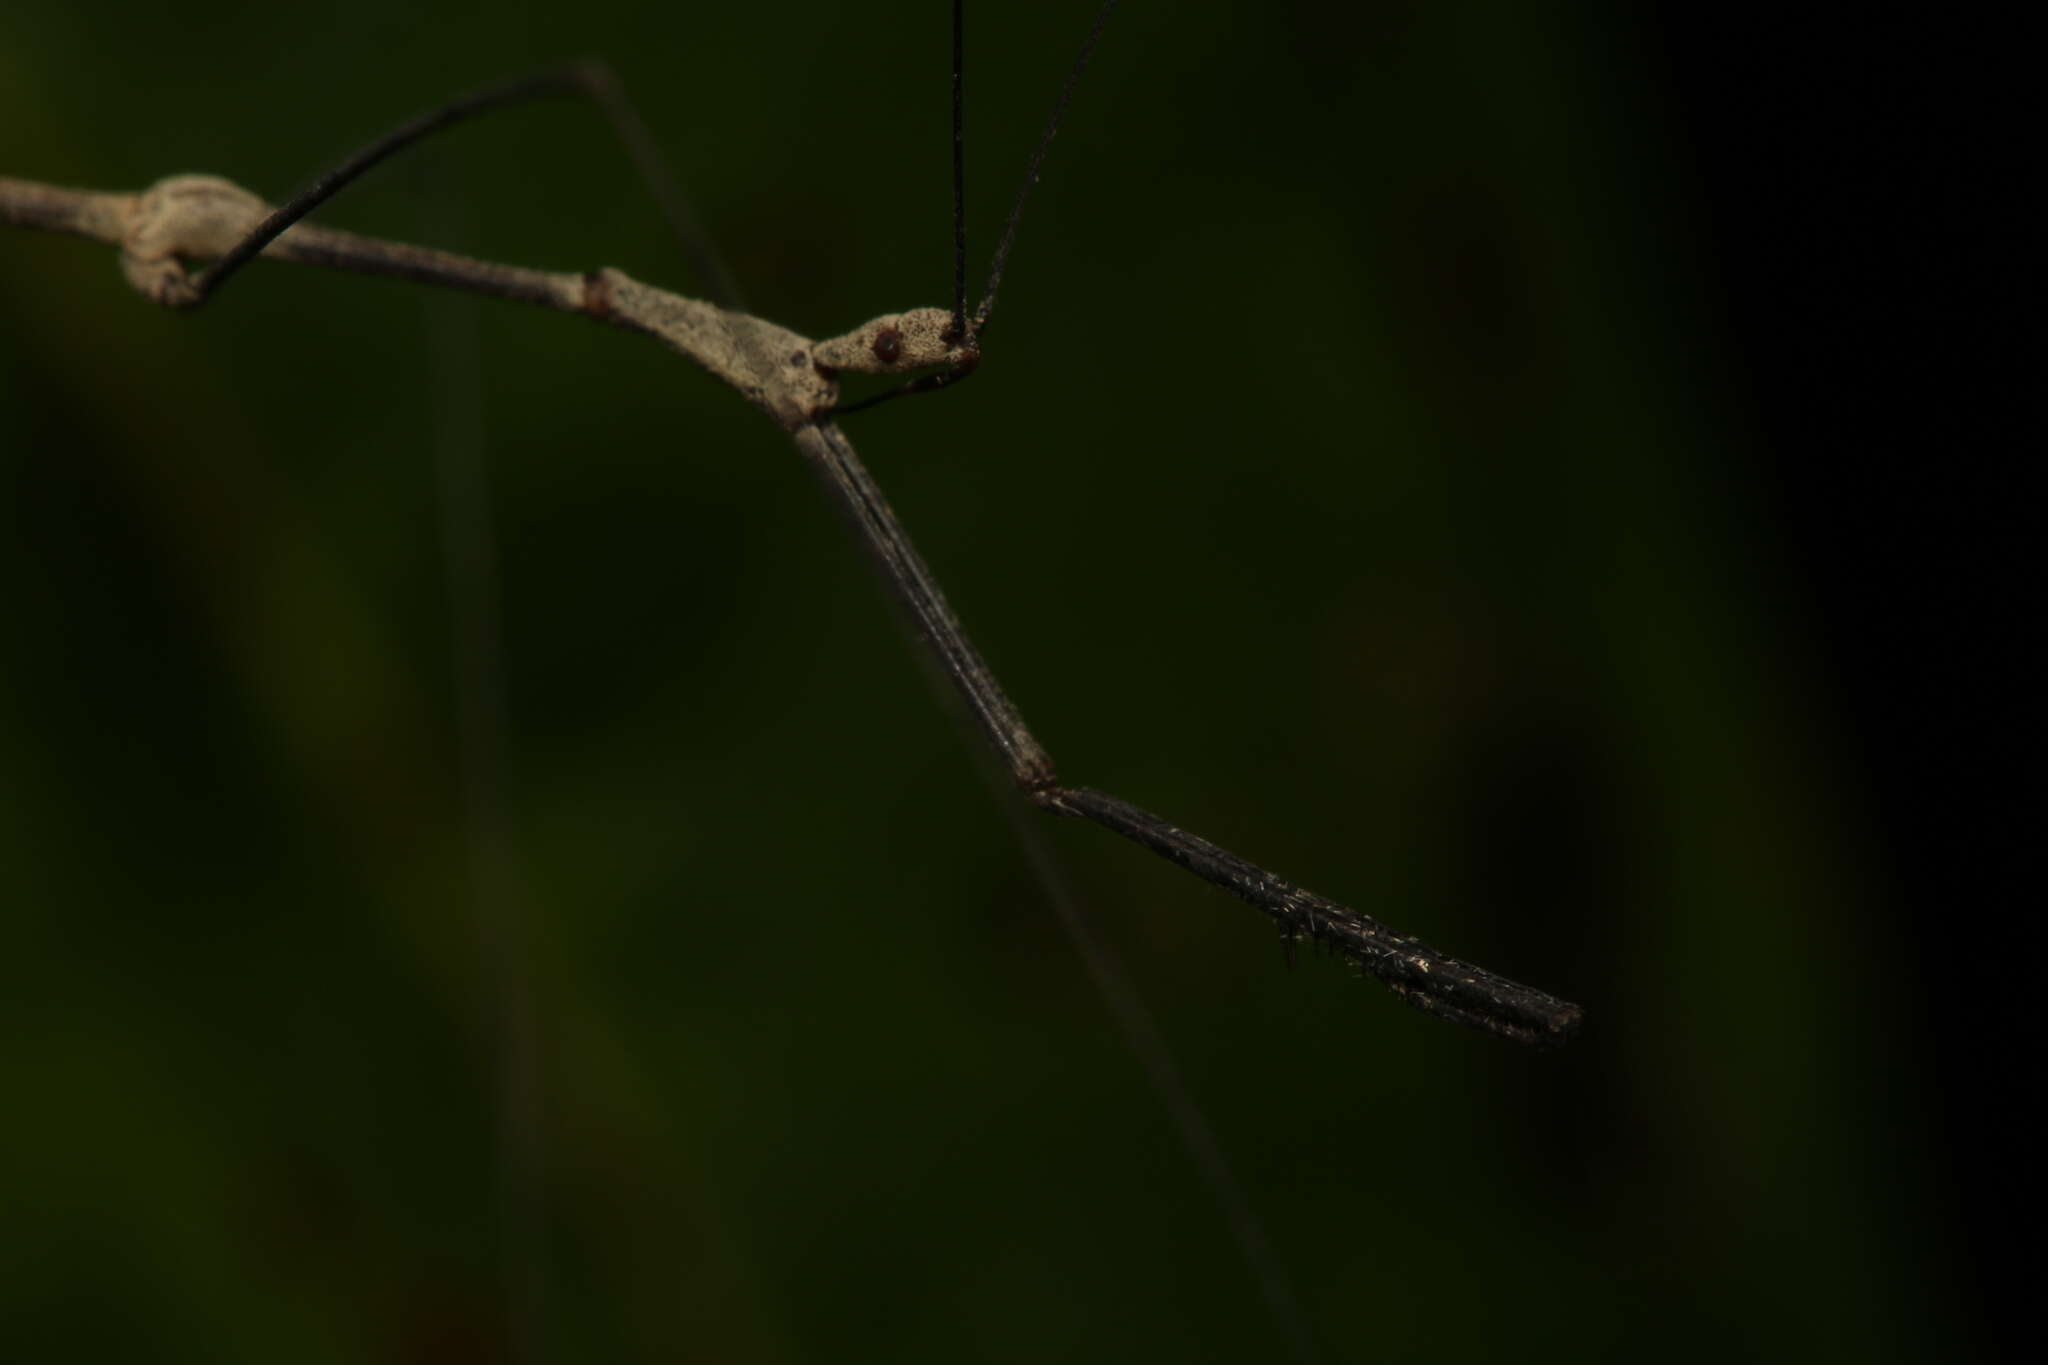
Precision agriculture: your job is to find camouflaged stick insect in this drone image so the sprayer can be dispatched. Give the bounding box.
[0,14,1581,1049]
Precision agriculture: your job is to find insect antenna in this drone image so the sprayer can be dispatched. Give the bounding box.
[971,0,1121,339]
[951,0,969,341]
[825,0,1119,420]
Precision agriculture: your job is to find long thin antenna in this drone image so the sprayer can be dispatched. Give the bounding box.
[972,0,1120,335]
[951,0,968,340]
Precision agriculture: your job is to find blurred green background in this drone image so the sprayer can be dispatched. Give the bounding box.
[0,2,1983,1361]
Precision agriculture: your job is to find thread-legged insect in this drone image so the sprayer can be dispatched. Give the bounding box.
[0,2,1605,1358]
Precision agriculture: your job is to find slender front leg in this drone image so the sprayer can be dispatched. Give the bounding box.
[173,61,736,310]
[1043,788,1583,1045]
[795,422,1056,787]
[792,421,1582,1047]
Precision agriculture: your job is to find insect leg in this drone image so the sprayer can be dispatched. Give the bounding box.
[185,62,736,309]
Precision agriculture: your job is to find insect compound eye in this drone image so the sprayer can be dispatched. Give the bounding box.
[870,326,903,365]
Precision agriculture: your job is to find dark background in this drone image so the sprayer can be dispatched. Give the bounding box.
[0,2,2011,1360]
